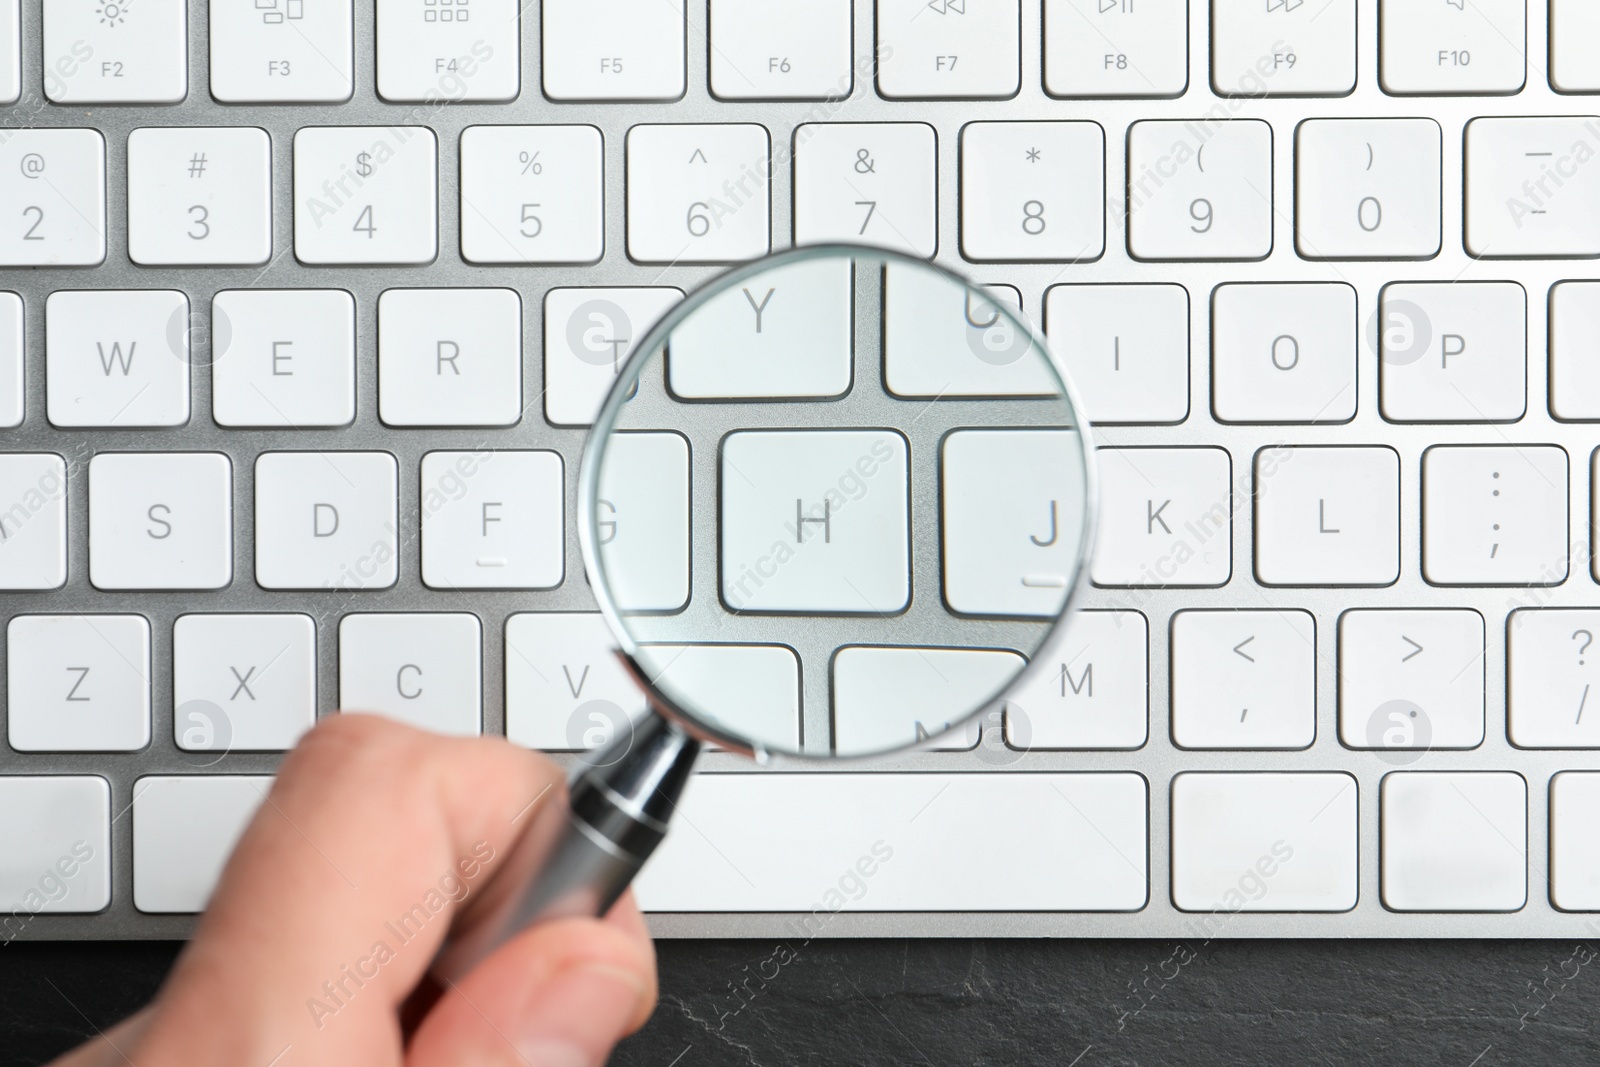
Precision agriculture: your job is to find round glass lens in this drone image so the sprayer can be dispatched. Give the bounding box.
[579,246,1093,760]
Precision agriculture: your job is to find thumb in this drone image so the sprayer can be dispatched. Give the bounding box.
[406,897,656,1067]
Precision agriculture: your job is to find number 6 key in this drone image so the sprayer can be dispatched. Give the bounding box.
[626,124,770,264]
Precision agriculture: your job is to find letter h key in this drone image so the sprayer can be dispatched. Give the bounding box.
[795,498,832,543]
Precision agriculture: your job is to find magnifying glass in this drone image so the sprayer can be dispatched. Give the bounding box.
[429,245,1094,983]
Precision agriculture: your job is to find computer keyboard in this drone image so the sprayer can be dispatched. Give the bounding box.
[5,0,1600,941]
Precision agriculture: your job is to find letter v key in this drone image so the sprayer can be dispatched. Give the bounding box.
[562,664,590,699]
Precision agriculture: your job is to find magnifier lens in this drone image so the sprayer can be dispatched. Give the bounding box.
[581,247,1091,760]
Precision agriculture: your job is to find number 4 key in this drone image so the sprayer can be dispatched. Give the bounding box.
[293,125,438,266]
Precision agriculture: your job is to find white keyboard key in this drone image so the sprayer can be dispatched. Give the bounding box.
[1382,772,1527,912]
[1549,281,1600,420]
[88,452,232,591]
[1171,609,1316,750]
[339,614,481,736]
[46,290,188,428]
[1551,0,1600,93]
[831,647,1017,753]
[132,776,270,913]
[1551,773,1600,909]
[7,615,150,752]
[1045,283,1189,424]
[1295,118,1443,259]
[543,288,681,426]
[1004,611,1148,750]
[0,292,18,427]
[209,0,353,102]
[421,451,563,589]
[1212,283,1356,423]
[960,121,1105,263]
[293,126,437,265]
[211,289,355,428]
[1211,0,1354,97]
[596,432,690,612]
[942,430,1087,617]
[1379,282,1526,422]
[377,0,517,101]
[505,613,648,751]
[459,125,604,265]
[636,773,1148,912]
[1339,609,1486,751]
[640,645,802,750]
[720,430,909,613]
[626,124,770,264]
[0,454,67,590]
[794,122,938,257]
[173,614,316,751]
[127,126,271,267]
[1380,0,1526,95]
[1043,0,1187,98]
[1127,119,1273,261]
[377,288,521,427]
[1423,445,1567,585]
[885,266,1056,397]
[0,129,106,267]
[1171,773,1357,912]
[876,0,1019,99]
[1093,447,1232,587]
[1255,446,1400,586]
[0,777,110,914]
[44,0,186,102]
[254,452,398,590]
[1466,117,1600,258]
[0,0,16,104]
[1508,609,1600,747]
[667,257,851,399]
[709,0,852,100]
[542,0,684,101]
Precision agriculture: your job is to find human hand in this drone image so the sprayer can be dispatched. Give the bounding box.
[51,714,658,1067]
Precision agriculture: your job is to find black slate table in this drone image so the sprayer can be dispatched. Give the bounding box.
[6,939,1600,1066]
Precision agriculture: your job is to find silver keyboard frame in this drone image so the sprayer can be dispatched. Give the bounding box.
[8,0,1600,939]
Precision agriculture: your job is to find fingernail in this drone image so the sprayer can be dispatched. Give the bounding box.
[512,962,647,1067]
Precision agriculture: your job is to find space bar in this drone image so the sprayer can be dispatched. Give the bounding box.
[634,772,1149,912]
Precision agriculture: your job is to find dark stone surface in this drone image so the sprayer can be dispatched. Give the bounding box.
[5,939,1599,1066]
[2,942,175,1067]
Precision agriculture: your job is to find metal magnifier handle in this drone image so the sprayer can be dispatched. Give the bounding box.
[426,714,701,987]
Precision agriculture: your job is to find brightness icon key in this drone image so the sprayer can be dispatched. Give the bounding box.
[43,0,188,103]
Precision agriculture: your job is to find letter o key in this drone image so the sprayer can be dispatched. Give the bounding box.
[1271,334,1300,371]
